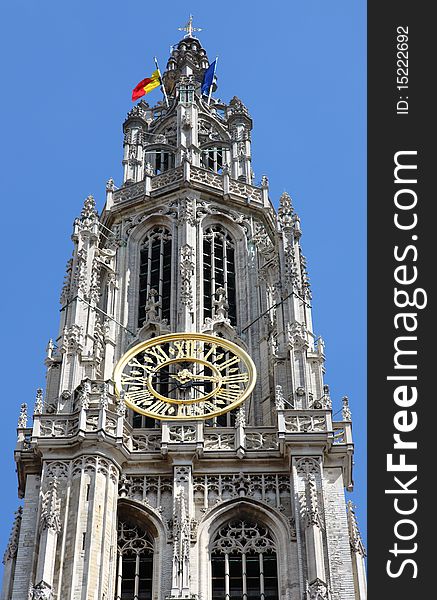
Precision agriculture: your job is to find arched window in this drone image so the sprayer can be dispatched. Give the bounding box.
[138,226,172,328]
[211,519,278,600]
[201,147,226,173]
[145,148,175,175]
[116,520,154,600]
[203,226,237,326]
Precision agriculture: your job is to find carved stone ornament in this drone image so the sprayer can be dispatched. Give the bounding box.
[18,403,28,428]
[212,520,276,555]
[212,286,229,321]
[307,579,329,600]
[296,457,320,476]
[180,244,195,308]
[117,394,127,417]
[78,194,99,230]
[177,196,197,226]
[77,380,91,410]
[30,582,54,600]
[342,395,352,420]
[304,473,322,529]
[235,404,246,428]
[144,288,161,322]
[278,192,294,230]
[275,385,286,410]
[229,95,249,116]
[60,257,73,305]
[34,388,44,415]
[40,478,61,533]
[287,320,308,348]
[347,500,366,556]
[61,324,84,355]
[3,506,23,563]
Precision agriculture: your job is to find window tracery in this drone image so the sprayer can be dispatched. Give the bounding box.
[116,521,154,600]
[138,226,172,328]
[211,519,278,600]
[203,226,237,326]
[201,147,227,173]
[144,148,175,175]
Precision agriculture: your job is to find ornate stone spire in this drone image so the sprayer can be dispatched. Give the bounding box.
[342,396,352,420]
[80,194,98,222]
[34,388,44,415]
[17,403,28,428]
[347,501,366,556]
[278,192,294,230]
[163,32,210,96]
[3,507,23,564]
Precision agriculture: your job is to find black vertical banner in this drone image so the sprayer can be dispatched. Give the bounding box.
[368,1,434,597]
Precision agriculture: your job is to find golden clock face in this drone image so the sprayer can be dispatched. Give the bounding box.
[113,333,256,420]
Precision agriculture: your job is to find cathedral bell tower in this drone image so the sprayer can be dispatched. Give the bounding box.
[2,28,366,600]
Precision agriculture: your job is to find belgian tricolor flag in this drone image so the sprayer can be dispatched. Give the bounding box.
[132,70,161,101]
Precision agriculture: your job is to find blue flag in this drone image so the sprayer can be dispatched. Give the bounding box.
[201,60,216,95]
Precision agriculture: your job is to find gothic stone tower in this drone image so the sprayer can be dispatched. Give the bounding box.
[2,32,366,600]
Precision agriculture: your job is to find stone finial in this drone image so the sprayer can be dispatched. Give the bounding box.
[275,385,285,410]
[292,213,302,238]
[18,403,28,428]
[100,381,109,410]
[342,396,352,421]
[229,96,248,115]
[322,384,332,410]
[80,194,98,221]
[117,393,127,417]
[278,192,293,230]
[235,405,246,428]
[34,388,44,415]
[347,500,366,556]
[106,177,115,192]
[78,380,91,410]
[46,339,54,361]
[3,506,23,564]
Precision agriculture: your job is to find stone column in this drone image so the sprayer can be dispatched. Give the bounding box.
[170,465,195,598]
[293,458,329,600]
[1,507,23,600]
[10,474,41,600]
[32,479,62,598]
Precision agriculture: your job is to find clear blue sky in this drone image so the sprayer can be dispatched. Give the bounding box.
[0,0,366,561]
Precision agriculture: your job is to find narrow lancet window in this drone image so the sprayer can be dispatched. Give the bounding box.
[138,226,172,328]
[203,226,237,326]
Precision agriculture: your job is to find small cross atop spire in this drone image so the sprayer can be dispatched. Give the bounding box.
[178,14,203,38]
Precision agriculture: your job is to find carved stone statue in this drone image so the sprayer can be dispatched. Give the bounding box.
[213,286,229,320]
[145,288,161,322]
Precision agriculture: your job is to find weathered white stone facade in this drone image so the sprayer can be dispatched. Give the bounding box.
[2,33,366,600]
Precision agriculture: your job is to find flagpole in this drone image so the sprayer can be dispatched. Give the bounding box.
[154,56,169,108]
[207,56,218,106]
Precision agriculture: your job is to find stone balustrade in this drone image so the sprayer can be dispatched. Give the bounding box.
[24,406,353,457]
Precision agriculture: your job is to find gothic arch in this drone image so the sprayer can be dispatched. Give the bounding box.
[199,217,247,329]
[116,499,166,600]
[197,499,294,600]
[125,215,177,336]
